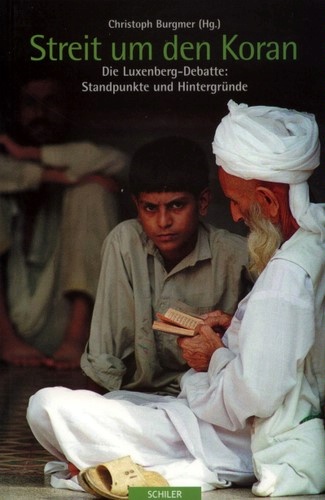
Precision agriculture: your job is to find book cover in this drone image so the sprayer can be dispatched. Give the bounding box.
[0,1,324,495]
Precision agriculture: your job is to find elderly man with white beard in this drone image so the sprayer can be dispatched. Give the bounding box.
[27,101,325,498]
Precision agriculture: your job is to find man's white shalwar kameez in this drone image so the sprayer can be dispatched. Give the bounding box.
[27,227,325,496]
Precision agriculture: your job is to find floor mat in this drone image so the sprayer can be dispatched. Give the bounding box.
[0,364,91,477]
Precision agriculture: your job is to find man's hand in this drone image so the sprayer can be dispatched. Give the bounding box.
[201,310,232,335]
[178,324,225,372]
[41,168,75,185]
[0,134,40,160]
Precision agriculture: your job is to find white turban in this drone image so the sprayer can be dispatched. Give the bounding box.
[212,100,325,239]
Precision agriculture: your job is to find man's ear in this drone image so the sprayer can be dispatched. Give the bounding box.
[198,188,211,216]
[255,186,280,221]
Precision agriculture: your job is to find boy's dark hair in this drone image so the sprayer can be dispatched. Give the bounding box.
[129,136,210,197]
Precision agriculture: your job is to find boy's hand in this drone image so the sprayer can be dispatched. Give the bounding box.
[178,324,225,372]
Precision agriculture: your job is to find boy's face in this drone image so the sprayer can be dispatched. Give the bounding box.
[134,190,209,267]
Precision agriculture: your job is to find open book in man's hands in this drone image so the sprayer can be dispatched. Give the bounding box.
[152,308,204,336]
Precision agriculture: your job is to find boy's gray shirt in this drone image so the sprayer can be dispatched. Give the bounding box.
[81,218,249,394]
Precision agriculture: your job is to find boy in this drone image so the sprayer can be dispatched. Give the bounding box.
[81,136,249,394]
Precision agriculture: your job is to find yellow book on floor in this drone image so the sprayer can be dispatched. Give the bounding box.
[152,308,203,336]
